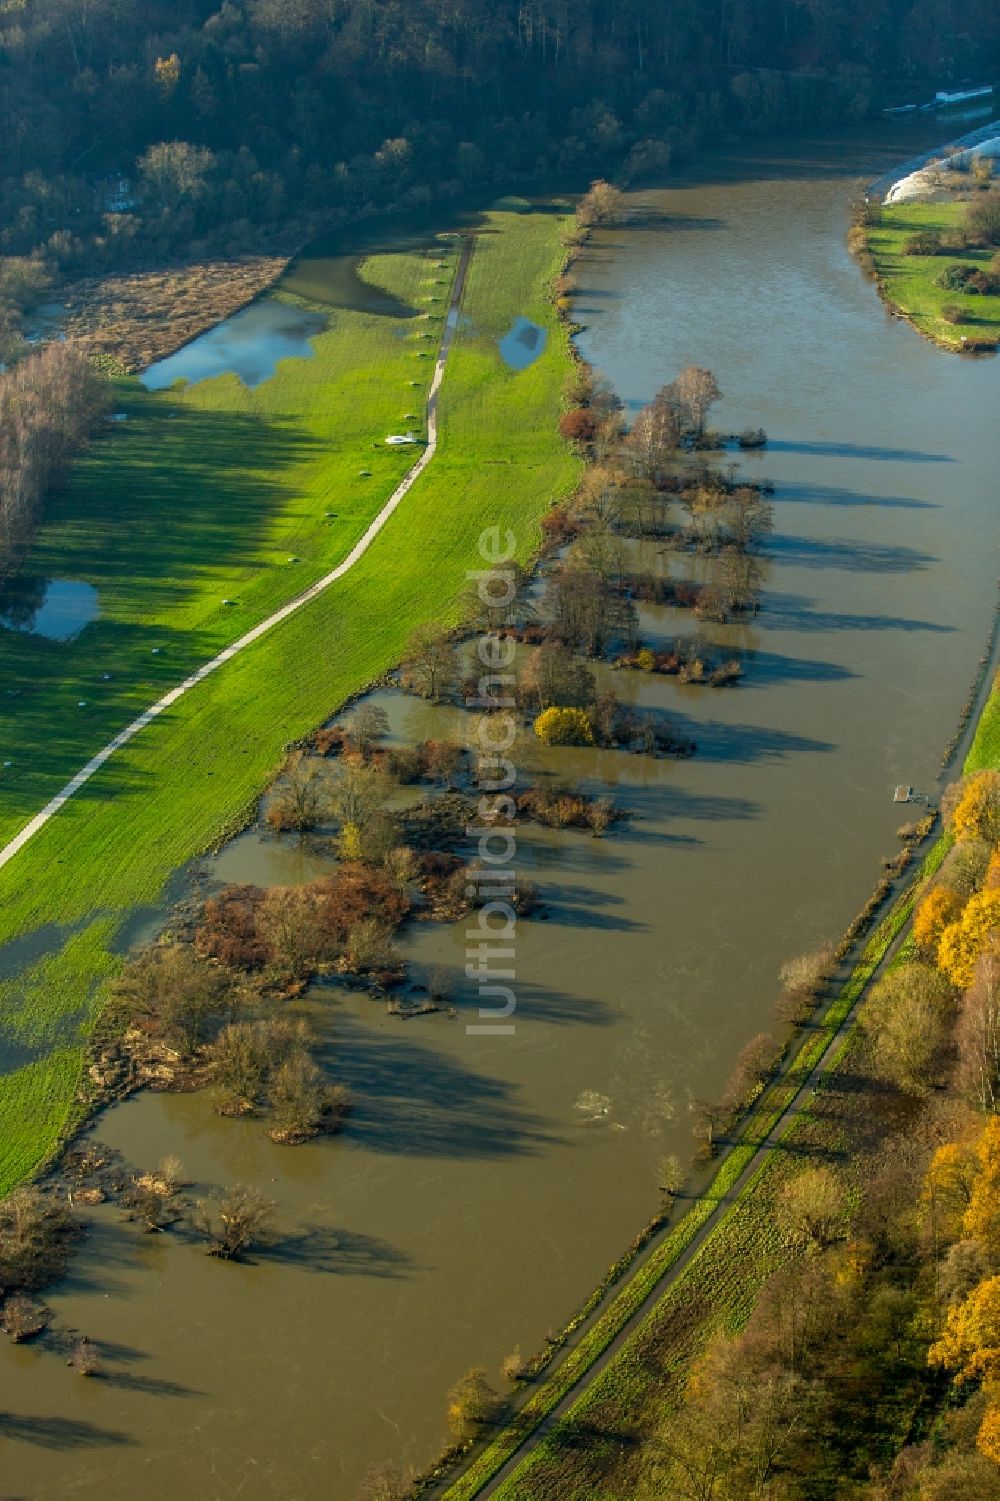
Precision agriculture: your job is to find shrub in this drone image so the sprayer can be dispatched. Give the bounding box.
[558,407,598,446]
[257,884,335,978]
[533,706,595,746]
[314,865,411,942]
[112,942,235,1053]
[196,885,268,970]
[266,751,329,832]
[967,191,1000,247]
[345,918,400,974]
[210,1020,277,1115]
[0,1188,79,1291]
[193,1184,275,1259]
[576,179,625,228]
[779,1165,849,1251]
[861,961,954,1094]
[904,230,943,256]
[936,262,990,293]
[635,647,656,672]
[941,303,965,325]
[1,1293,50,1342]
[266,1050,328,1143]
[446,1368,502,1438]
[940,839,993,898]
[584,797,615,837]
[774,945,835,1024]
[720,1032,781,1113]
[385,744,426,783]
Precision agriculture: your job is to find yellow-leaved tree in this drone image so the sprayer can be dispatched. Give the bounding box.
[938,890,1000,989]
[914,886,965,959]
[533,706,594,747]
[929,1273,1000,1384]
[951,770,1000,846]
[962,1117,1000,1252]
[924,1139,979,1240]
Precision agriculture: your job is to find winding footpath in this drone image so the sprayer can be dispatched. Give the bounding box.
[0,238,473,878]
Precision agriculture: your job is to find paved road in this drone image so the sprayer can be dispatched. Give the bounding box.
[0,237,473,877]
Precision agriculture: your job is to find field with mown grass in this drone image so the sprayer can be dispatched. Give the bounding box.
[867,200,1000,348]
[0,204,581,1196]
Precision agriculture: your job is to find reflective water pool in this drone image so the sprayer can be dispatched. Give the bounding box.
[140,298,329,391]
[499,315,548,370]
[0,577,98,641]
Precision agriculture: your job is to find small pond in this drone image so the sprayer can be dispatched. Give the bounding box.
[0,577,98,641]
[140,297,329,391]
[499,315,547,370]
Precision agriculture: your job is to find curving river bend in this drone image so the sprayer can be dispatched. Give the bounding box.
[1,123,998,1499]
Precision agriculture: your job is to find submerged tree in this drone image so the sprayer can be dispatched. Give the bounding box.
[193,1184,275,1259]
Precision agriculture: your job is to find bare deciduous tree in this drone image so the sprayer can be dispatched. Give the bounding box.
[193,1183,275,1259]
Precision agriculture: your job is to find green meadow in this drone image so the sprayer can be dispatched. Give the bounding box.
[0,205,581,1195]
[867,200,1000,348]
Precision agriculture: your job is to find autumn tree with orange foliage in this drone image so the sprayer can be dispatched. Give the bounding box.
[938,890,1000,989]
[914,885,965,959]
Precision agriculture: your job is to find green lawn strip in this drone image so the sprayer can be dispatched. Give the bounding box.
[964,677,1000,771]
[0,207,581,1191]
[0,246,457,851]
[0,918,119,1196]
[867,201,1000,348]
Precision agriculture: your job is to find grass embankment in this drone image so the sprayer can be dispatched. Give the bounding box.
[0,205,581,1197]
[867,201,1000,349]
[442,685,1000,1501]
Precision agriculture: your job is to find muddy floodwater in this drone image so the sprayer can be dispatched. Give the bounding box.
[3,125,1000,1499]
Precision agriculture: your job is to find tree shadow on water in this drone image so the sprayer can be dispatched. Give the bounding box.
[761,592,954,635]
[0,1411,136,1449]
[766,439,954,463]
[667,713,835,763]
[264,1224,413,1278]
[776,482,939,511]
[769,533,935,573]
[736,649,858,687]
[320,1015,562,1160]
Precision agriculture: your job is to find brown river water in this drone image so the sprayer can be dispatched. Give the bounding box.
[2,124,999,1499]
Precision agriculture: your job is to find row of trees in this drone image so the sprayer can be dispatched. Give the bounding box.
[0,342,108,581]
[3,0,980,317]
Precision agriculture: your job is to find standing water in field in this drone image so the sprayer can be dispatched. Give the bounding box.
[3,123,1000,1500]
[499,315,548,369]
[140,297,329,390]
[0,577,98,642]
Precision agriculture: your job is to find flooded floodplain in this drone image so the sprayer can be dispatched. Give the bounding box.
[2,124,999,1499]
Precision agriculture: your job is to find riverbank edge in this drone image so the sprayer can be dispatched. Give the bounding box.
[859,210,1000,354]
[857,123,1000,354]
[430,608,1000,1499]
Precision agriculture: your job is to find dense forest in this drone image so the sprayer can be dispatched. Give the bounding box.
[1,0,998,301]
